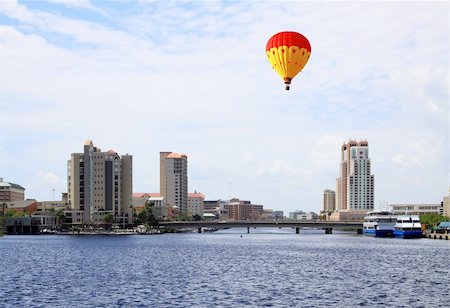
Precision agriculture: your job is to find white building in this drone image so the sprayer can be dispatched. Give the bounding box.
[149,196,166,218]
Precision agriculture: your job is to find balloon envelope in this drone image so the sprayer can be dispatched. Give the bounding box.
[266,31,311,90]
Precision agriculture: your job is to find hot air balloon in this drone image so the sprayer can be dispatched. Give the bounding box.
[266,31,311,90]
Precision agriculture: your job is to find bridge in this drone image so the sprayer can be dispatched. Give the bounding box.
[159,220,363,234]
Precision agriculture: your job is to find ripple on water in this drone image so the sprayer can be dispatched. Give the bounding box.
[0,233,449,307]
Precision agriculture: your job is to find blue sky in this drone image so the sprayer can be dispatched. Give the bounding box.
[0,0,448,213]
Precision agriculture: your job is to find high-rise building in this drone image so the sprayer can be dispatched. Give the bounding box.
[323,189,336,212]
[336,139,374,212]
[160,152,188,213]
[0,177,25,202]
[67,140,133,225]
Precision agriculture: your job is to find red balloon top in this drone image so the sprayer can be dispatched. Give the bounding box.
[266,31,311,52]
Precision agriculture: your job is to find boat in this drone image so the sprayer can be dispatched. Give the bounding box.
[394,215,422,238]
[363,210,397,237]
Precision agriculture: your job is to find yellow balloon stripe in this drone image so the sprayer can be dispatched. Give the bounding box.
[266,46,310,80]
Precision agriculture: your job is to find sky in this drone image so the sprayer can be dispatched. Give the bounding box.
[0,0,448,214]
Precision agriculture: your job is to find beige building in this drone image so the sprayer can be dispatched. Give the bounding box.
[67,140,133,225]
[160,152,188,213]
[336,139,374,212]
[390,203,443,216]
[37,200,66,212]
[323,189,336,212]
[444,189,450,218]
[188,192,205,217]
[0,177,25,202]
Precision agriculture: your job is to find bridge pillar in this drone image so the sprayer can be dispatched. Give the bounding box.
[198,227,202,234]
[247,227,250,234]
[325,228,333,234]
[295,227,300,234]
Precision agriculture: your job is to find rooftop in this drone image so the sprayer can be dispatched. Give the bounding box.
[166,152,187,159]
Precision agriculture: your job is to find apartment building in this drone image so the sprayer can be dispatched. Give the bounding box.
[67,140,133,225]
[160,152,188,213]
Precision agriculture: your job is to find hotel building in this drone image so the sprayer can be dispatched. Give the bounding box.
[67,140,133,225]
[333,139,374,220]
[160,152,188,213]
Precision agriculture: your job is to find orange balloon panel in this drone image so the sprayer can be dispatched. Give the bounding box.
[266,31,311,89]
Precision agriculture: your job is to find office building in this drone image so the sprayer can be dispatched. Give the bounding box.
[225,198,263,221]
[67,140,133,225]
[160,152,188,213]
[336,139,374,212]
[0,177,25,202]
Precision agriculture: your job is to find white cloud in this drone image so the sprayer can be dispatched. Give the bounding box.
[46,0,107,16]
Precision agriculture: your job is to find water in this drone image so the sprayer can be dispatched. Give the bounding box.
[1,229,449,307]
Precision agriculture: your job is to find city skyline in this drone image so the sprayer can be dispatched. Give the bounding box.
[0,1,448,214]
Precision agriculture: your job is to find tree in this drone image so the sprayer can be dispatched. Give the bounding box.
[104,213,113,226]
[137,202,159,227]
[56,209,66,231]
[1,202,7,216]
[176,212,190,221]
[420,213,449,229]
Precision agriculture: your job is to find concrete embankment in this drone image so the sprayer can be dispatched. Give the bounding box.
[424,230,449,240]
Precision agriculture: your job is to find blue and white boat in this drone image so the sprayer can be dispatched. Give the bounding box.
[394,215,422,238]
[363,210,397,237]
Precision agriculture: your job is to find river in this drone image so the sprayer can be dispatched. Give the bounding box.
[0,229,449,307]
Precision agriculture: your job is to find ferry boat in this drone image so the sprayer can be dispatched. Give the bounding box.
[394,215,422,238]
[363,210,397,237]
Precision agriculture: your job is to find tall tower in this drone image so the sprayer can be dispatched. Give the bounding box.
[160,152,188,213]
[323,189,336,212]
[67,140,133,225]
[336,139,374,212]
